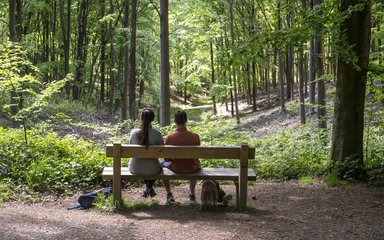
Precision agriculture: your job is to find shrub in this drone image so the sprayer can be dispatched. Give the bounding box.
[253,125,329,180]
[0,127,109,192]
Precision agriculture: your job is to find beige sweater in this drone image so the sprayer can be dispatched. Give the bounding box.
[128,127,164,175]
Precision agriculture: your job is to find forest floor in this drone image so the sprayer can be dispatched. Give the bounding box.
[1,95,383,239]
[1,181,383,240]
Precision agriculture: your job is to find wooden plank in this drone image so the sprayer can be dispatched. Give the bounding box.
[106,144,255,160]
[102,167,256,181]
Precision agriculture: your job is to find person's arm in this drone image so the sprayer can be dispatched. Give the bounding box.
[164,136,171,162]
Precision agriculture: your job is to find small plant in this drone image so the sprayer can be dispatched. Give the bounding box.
[93,194,116,212]
[330,155,367,181]
[122,199,159,210]
[0,179,13,205]
[298,176,313,184]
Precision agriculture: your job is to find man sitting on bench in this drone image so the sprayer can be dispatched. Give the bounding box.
[161,110,201,204]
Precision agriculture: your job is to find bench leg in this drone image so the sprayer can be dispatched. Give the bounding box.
[234,180,239,208]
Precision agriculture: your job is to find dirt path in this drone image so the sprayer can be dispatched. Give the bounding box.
[1,181,383,240]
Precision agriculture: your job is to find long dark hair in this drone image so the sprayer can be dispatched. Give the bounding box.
[140,108,155,147]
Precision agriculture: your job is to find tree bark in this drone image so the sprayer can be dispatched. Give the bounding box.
[314,0,326,129]
[59,0,71,96]
[278,0,285,112]
[108,0,116,116]
[330,0,371,179]
[210,41,217,114]
[128,0,137,120]
[229,0,240,124]
[160,0,170,126]
[309,0,316,114]
[121,0,129,120]
[73,0,89,100]
[252,62,257,111]
[299,46,306,124]
[100,0,106,103]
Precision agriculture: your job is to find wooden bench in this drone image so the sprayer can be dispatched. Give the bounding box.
[102,142,256,209]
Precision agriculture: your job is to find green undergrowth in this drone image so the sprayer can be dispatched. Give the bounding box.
[253,125,330,180]
[93,194,159,212]
[0,103,383,202]
[0,126,108,193]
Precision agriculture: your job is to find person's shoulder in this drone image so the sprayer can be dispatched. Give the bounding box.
[150,128,163,136]
[130,128,141,135]
[164,131,176,143]
[187,130,199,137]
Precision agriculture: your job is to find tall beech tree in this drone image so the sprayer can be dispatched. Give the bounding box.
[314,0,326,129]
[160,0,170,126]
[330,0,371,179]
[121,0,130,120]
[128,0,137,120]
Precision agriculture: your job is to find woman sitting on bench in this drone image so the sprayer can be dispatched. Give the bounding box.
[128,108,164,198]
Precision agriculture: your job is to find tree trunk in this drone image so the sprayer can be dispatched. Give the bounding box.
[108,0,116,116]
[100,0,106,103]
[73,0,89,100]
[278,0,285,112]
[160,0,170,126]
[309,0,316,114]
[285,4,292,100]
[59,0,71,96]
[121,0,129,120]
[330,0,371,179]
[128,0,137,120]
[314,0,326,129]
[229,0,240,124]
[299,46,306,124]
[266,48,271,108]
[210,41,217,114]
[252,62,257,111]
[272,47,277,89]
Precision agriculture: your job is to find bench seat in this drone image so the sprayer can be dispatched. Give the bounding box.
[102,167,257,181]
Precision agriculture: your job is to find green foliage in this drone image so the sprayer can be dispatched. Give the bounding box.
[324,171,347,187]
[0,179,13,204]
[0,41,69,142]
[364,125,384,183]
[0,127,108,192]
[93,194,116,212]
[330,155,367,181]
[122,199,159,211]
[254,125,329,180]
[298,176,313,185]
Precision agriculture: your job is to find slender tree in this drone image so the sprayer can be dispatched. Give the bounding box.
[108,0,116,116]
[278,0,285,112]
[314,0,326,129]
[229,0,240,123]
[160,0,170,126]
[121,0,129,120]
[100,0,107,103]
[128,0,137,120]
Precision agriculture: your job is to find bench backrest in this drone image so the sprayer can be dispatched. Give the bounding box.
[106,143,255,159]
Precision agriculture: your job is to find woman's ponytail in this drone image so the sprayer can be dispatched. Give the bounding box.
[140,108,155,148]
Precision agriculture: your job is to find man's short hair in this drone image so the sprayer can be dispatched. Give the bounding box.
[174,110,187,125]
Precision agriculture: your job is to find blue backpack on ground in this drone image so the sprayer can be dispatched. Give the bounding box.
[67,187,112,210]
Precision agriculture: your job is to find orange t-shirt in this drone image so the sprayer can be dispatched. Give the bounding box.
[165,126,200,173]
